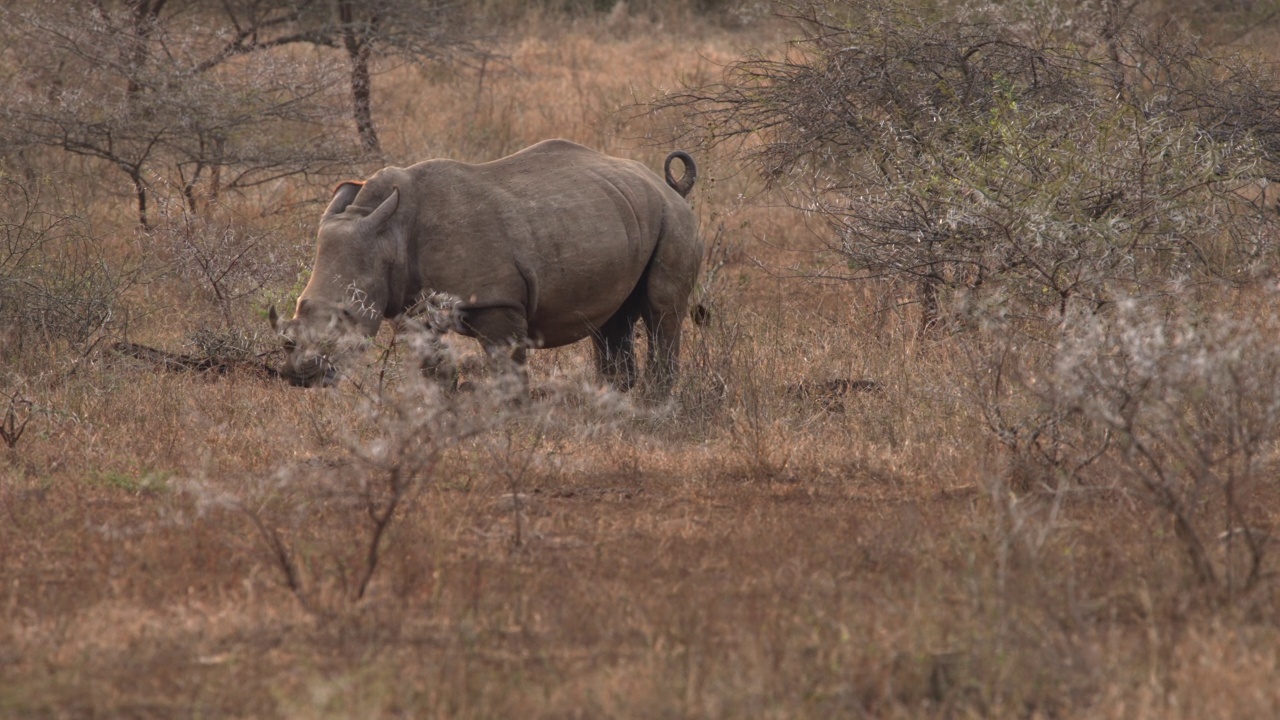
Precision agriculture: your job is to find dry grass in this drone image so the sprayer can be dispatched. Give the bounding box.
[3,8,1280,720]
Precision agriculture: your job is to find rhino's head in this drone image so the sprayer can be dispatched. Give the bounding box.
[269,298,367,387]
[269,180,403,387]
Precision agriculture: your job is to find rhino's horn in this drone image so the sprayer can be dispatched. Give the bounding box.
[324,181,365,218]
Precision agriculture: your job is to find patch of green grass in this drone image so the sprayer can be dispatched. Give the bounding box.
[94,470,173,495]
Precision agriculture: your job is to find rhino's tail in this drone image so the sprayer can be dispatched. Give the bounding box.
[664,151,697,198]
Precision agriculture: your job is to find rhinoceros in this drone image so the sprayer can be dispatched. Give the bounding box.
[269,139,701,394]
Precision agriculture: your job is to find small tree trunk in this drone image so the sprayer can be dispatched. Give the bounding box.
[919,270,941,336]
[128,166,149,230]
[339,0,381,155]
[125,0,165,99]
[183,162,203,213]
[348,43,381,154]
[209,136,224,203]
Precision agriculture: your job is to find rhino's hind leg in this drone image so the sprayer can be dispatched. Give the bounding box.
[592,307,640,392]
[640,255,697,398]
[639,203,700,398]
[641,305,684,398]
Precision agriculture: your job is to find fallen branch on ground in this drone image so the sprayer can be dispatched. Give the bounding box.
[109,341,293,382]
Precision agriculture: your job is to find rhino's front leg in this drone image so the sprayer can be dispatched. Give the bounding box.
[460,305,531,392]
[417,336,459,391]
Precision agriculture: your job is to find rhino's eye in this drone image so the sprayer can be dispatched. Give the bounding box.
[283,339,297,352]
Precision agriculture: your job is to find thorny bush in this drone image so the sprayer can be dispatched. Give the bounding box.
[184,293,636,615]
[0,176,131,356]
[661,0,1280,330]
[1050,297,1280,601]
[971,293,1280,605]
[659,0,1280,604]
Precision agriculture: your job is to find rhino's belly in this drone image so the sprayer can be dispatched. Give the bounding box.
[527,324,593,349]
[527,306,621,348]
[526,279,639,348]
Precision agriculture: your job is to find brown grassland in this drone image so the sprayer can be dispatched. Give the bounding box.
[3,4,1280,718]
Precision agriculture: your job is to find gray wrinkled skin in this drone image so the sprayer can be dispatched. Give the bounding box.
[271,140,701,392]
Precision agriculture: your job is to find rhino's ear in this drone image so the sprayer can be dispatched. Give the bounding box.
[360,187,400,234]
[324,181,365,218]
[268,305,281,332]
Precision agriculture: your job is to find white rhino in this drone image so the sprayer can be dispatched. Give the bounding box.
[269,139,701,393]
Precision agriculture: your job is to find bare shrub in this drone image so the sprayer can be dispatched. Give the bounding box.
[0,387,33,451]
[0,1,360,226]
[0,177,132,356]
[650,0,1280,605]
[1143,0,1280,45]
[183,0,493,155]
[184,298,633,614]
[658,0,1280,332]
[150,197,305,330]
[968,289,1280,606]
[1051,297,1280,600]
[675,223,746,427]
[676,311,743,431]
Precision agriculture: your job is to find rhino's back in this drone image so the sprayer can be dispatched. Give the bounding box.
[457,140,673,218]
[402,140,692,347]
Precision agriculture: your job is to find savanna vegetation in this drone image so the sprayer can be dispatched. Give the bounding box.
[3,0,1280,717]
